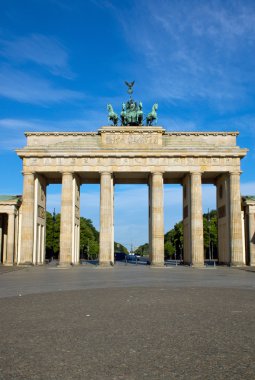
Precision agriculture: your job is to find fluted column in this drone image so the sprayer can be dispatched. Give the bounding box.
[5,212,15,265]
[190,172,204,266]
[148,183,152,261]
[71,175,80,265]
[20,172,35,264]
[150,172,164,266]
[248,209,255,266]
[99,172,114,266]
[0,215,2,263]
[229,172,245,265]
[59,172,73,266]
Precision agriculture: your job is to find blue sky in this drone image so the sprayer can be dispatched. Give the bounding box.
[0,0,255,249]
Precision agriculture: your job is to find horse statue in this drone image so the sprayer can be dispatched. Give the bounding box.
[120,103,126,125]
[137,102,143,126]
[146,103,158,126]
[107,104,118,126]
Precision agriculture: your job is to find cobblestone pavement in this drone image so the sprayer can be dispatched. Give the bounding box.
[0,265,25,275]
[0,265,254,380]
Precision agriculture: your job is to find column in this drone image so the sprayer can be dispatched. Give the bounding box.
[148,183,152,262]
[216,175,230,264]
[182,176,191,265]
[71,175,80,265]
[59,172,73,266]
[14,209,19,264]
[0,215,2,263]
[5,212,15,265]
[19,172,35,264]
[2,215,7,264]
[99,172,114,266]
[190,172,204,267]
[229,172,245,265]
[150,172,164,266]
[248,209,255,266]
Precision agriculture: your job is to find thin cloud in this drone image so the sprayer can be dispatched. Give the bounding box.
[0,119,41,130]
[110,1,255,109]
[0,65,83,104]
[0,112,108,152]
[0,34,74,78]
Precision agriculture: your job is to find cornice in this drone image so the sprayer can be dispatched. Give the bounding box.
[24,130,239,137]
[16,151,247,159]
[25,132,98,137]
[98,126,165,134]
[164,132,239,136]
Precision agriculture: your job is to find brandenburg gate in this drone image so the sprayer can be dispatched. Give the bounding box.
[16,125,247,267]
[13,82,249,268]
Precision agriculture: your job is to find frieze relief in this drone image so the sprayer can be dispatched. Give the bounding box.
[25,156,239,169]
[103,134,160,146]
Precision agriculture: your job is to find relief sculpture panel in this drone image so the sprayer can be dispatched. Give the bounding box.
[24,155,238,172]
[103,133,160,147]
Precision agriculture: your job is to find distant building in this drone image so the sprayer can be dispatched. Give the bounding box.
[242,196,255,266]
[0,195,22,265]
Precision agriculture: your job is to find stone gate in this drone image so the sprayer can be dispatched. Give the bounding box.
[14,125,249,267]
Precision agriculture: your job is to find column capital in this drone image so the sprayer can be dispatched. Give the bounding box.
[22,171,35,176]
[190,171,202,176]
[150,171,164,176]
[62,171,73,176]
[229,171,242,176]
[100,171,113,176]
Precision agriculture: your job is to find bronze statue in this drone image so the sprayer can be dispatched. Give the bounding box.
[107,104,118,126]
[146,103,158,126]
[106,82,158,126]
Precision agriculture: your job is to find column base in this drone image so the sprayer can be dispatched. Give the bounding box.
[192,262,205,268]
[3,263,14,266]
[98,261,114,267]
[57,262,72,268]
[150,262,165,268]
[17,262,33,266]
[230,262,246,267]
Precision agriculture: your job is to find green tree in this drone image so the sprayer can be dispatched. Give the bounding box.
[46,212,128,261]
[135,210,218,261]
[134,243,149,256]
[114,242,129,254]
[203,210,218,259]
[80,217,99,259]
[46,211,60,259]
[164,241,175,259]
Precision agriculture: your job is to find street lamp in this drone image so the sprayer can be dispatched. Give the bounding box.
[52,208,56,261]
[207,209,211,261]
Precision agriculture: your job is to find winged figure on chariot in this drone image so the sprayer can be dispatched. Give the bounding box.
[107,81,158,127]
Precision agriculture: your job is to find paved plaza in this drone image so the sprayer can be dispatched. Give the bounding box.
[0,264,254,380]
